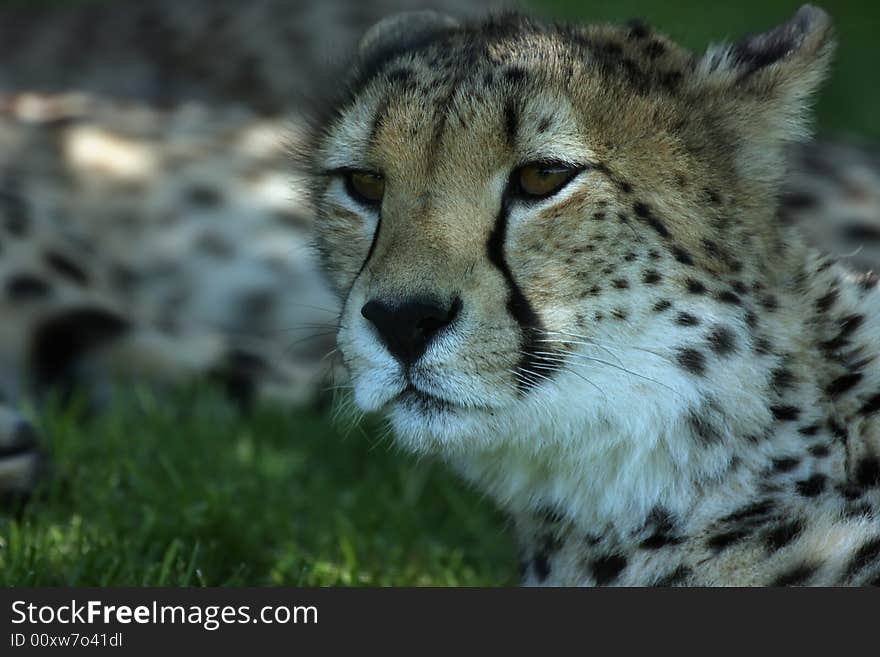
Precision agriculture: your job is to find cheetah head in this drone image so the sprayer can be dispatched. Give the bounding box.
[312,7,834,460]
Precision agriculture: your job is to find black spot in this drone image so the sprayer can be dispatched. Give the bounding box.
[676,312,700,327]
[671,246,694,266]
[715,290,741,305]
[772,564,817,586]
[825,372,863,398]
[856,457,880,488]
[731,281,749,295]
[6,274,52,300]
[808,444,830,458]
[842,223,880,247]
[845,537,880,579]
[640,533,683,549]
[840,485,864,501]
[688,406,722,445]
[676,348,706,376]
[44,251,90,286]
[592,212,606,221]
[795,474,826,497]
[30,308,131,390]
[653,299,672,313]
[827,418,848,441]
[771,405,800,422]
[612,279,629,290]
[185,184,223,207]
[798,424,820,436]
[707,326,736,356]
[723,500,774,523]
[760,295,779,311]
[858,271,880,291]
[642,270,661,284]
[819,314,864,352]
[634,202,669,237]
[590,554,627,585]
[503,66,528,84]
[532,552,550,581]
[685,279,706,294]
[611,308,628,321]
[763,519,804,552]
[780,191,817,211]
[536,116,551,133]
[815,289,838,313]
[754,337,773,355]
[707,528,751,552]
[770,367,795,393]
[859,392,880,415]
[772,457,800,473]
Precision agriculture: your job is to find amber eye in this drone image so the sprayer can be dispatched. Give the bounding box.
[345,171,385,206]
[514,163,580,200]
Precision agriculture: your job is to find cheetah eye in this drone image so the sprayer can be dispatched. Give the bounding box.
[344,171,385,207]
[512,162,580,200]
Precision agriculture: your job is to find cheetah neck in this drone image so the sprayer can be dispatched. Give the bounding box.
[450,246,875,546]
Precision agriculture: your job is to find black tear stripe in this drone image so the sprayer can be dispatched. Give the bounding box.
[342,210,384,312]
[487,198,557,392]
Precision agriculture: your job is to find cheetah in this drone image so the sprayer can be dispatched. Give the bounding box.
[313,6,880,585]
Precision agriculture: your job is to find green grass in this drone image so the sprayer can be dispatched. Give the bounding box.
[1,387,515,585]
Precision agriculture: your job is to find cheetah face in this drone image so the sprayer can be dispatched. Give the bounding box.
[313,8,833,454]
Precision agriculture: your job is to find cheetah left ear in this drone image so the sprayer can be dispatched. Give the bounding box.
[696,5,835,129]
[692,6,834,187]
[356,11,460,78]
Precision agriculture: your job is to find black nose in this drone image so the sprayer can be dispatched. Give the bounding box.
[361,297,460,366]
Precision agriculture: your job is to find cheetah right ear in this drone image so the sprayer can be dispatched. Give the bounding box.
[693,5,834,142]
[357,11,460,75]
[691,6,835,188]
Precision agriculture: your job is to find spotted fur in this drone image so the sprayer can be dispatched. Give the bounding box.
[314,6,880,586]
